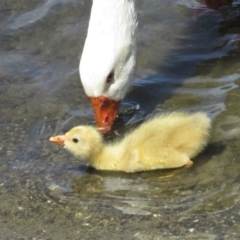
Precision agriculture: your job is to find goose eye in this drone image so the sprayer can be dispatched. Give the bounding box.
[72,138,79,143]
[106,71,114,83]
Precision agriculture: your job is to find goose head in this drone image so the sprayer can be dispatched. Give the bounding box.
[79,0,137,132]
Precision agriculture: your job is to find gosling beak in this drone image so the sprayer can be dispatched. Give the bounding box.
[49,135,66,146]
[87,96,121,132]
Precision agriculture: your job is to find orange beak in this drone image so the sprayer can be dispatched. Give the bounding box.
[49,135,66,146]
[88,96,121,132]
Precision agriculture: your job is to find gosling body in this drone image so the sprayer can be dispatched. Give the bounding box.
[50,112,211,172]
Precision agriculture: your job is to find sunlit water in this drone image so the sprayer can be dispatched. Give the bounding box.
[1,0,240,239]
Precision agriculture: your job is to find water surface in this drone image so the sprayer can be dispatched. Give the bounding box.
[1,0,240,239]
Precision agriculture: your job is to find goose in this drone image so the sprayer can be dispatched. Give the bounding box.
[79,0,137,132]
[50,112,211,173]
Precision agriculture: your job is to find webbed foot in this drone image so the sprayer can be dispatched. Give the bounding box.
[159,160,193,178]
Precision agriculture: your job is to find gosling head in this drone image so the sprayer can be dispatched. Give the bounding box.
[50,126,103,160]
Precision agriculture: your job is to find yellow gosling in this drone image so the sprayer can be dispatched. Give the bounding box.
[50,112,211,173]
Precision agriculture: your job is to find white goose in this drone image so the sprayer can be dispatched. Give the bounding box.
[79,0,137,132]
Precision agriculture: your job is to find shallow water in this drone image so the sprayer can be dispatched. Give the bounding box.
[1,0,240,239]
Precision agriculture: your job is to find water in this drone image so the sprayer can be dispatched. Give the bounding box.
[1,0,240,239]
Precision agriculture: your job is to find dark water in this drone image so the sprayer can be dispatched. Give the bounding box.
[1,0,240,239]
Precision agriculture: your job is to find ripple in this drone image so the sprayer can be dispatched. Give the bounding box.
[7,0,77,30]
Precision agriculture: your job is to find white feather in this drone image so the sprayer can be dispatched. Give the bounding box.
[79,0,137,100]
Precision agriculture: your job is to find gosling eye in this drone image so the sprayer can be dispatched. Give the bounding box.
[72,138,79,143]
[106,71,114,83]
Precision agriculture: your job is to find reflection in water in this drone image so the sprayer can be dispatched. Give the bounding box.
[200,0,233,10]
[7,0,78,30]
[0,0,240,238]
